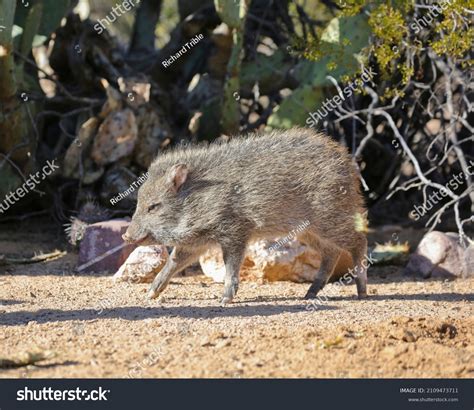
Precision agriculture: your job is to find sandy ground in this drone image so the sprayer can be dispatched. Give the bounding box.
[0,220,473,378]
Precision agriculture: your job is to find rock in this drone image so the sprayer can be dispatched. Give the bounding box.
[188,111,202,135]
[438,323,457,339]
[215,339,232,349]
[91,108,138,166]
[208,23,232,80]
[62,117,100,179]
[100,167,139,209]
[381,345,409,360]
[133,104,172,168]
[425,119,441,135]
[199,238,353,283]
[99,80,123,119]
[113,245,168,283]
[61,117,105,185]
[405,231,473,278]
[77,219,136,274]
[186,74,223,139]
[118,75,151,109]
[402,330,418,343]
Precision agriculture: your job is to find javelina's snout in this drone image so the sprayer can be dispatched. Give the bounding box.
[121,231,133,243]
[122,224,148,244]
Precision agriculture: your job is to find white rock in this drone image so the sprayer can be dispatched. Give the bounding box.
[113,245,168,283]
[200,238,323,283]
[405,231,473,278]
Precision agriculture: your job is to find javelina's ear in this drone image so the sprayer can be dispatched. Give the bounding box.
[166,164,188,193]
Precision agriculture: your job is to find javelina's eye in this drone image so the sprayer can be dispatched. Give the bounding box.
[147,203,161,212]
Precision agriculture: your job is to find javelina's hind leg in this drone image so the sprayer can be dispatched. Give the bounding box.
[220,241,247,306]
[148,246,202,300]
[350,232,368,299]
[301,233,341,299]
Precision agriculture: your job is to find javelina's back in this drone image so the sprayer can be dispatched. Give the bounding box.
[150,127,364,249]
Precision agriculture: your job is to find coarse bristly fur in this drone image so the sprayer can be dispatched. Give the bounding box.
[123,127,368,305]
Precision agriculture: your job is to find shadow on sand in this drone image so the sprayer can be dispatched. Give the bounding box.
[0,302,337,326]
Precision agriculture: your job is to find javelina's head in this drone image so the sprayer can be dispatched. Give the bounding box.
[122,164,189,246]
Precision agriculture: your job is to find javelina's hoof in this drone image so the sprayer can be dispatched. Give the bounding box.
[357,292,368,300]
[220,296,233,306]
[147,288,161,299]
[304,291,317,300]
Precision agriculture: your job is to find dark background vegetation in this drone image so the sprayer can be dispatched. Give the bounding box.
[0,0,472,243]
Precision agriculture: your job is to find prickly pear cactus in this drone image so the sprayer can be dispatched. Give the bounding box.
[240,50,291,95]
[13,0,73,50]
[0,0,72,200]
[267,13,372,129]
[214,0,243,29]
[216,0,248,134]
[267,85,326,129]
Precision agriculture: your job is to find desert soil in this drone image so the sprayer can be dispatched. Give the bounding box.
[0,219,472,378]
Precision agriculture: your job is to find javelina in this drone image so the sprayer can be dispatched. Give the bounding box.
[123,128,368,305]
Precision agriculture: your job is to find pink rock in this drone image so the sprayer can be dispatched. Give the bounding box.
[405,231,473,279]
[77,219,136,274]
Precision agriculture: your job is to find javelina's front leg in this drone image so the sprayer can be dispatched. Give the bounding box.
[148,246,201,300]
[220,242,247,306]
